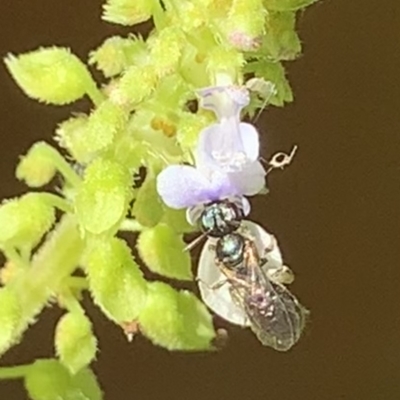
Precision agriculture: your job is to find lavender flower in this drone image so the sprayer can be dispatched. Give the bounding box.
[156,85,266,221]
[196,85,260,172]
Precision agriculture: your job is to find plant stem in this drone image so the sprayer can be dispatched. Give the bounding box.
[8,215,85,349]
[0,364,31,380]
[38,192,73,213]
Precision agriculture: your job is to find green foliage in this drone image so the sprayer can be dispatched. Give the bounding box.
[131,173,164,227]
[138,282,215,350]
[0,0,319,394]
[75,158,132,234]
[89,35,147,77]
[263,11,302,61]
[84,237,147,324]
[138,223,192,280]
[16,142,57,187]
[25,359,102,400]
[0,288,21,356]
[0,193,55,249]
[55,312,98,374]
[5,47,96,105]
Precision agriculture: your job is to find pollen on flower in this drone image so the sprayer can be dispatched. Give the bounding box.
[0,261,19,285]
[151,117,177,138]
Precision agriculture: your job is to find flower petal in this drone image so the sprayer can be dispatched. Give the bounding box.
[197,85,249,120]
[156,166,240,209]
[227,161,266,196]
[156,165,210,209]
[196,121,260,173]
[238,123,260,162]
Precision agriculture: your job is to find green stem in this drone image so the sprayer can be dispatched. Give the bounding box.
[37,192,73,213]
[85,80,106,107]
[0,364,31,380]
[2,246,29,269]
[152,0,166,30]
[64,276,89,290]
[41,144,81,187]
[60,287,85,314]
[7,215,85,352]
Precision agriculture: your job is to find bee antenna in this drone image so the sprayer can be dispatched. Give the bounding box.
[183,230,210,252]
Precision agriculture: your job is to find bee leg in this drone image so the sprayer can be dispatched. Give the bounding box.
[267,265,295,285]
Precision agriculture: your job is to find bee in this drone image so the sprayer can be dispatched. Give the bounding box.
[214,231,308,351]
[196,201,308,350]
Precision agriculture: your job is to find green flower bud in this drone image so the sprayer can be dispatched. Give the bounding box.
[138,282,215,351]
[16,142,57,187]
[57,101,127,164]
[137,223,192,280]
[55,115,90,163]
[25,360,102,400]
[55,312,97,374]
[4,47,96,105]
[0,194,55,249]
[89,35,147,78]
[264,0,317,11]
[149,27,185,76]
[131,173,163,228]
[84,237,147,324]
[168,2,206,31]
[102,0,155,25]
[75,159,132,234]
[0,288,22,356]
[111,65,159,107]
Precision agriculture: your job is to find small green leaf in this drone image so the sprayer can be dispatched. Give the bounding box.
[55,312,97,374]
[75,159,132,234]
[16,142,57,187]
[263,11,301,60]
[84,101,128,153]
[0,193,55,249]
[84,237,147,324]
[25,359,103,400]
[131,173,163,227]
[245,60,293,106]
[161,207,196,234]
[0,288,21,356]
[264,0,318,11]
[138,223,192,280]
[138,282,215,351]
[4,47,95,105]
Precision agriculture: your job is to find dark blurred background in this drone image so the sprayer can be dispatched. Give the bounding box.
[1,1,400,399]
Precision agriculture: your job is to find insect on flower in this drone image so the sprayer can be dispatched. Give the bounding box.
[198,217,308,351]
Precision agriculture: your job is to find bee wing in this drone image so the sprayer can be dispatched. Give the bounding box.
[197,238,250,326]
[241,250,308,351]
